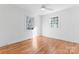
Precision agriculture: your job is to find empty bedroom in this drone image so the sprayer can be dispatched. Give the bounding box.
[0,4,79,54]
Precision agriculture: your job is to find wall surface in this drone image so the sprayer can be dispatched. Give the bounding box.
[42,6,79,43]
[34,15,42,35]
[0,5,33,47]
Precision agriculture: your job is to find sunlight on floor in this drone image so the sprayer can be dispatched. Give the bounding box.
[32,27,38,50]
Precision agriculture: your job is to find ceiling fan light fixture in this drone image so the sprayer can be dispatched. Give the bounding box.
[40,4,53,11]
[40,7,45,11]
[40,5,46,11]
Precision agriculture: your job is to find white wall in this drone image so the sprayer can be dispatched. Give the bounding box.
[34,15,42,35]
[0,4,33,47]
[42,6,79,43]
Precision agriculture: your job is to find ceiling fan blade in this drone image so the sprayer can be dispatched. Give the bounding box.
[45,7,54,11]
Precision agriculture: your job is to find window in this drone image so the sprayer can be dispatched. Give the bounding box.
[50,16,59,28]
[26,16,34,30]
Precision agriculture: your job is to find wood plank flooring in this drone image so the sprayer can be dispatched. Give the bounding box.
[0,35,79,54]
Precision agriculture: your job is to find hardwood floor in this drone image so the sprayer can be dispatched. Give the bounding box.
[0,35,79,54]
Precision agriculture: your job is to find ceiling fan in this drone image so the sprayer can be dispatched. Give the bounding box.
[40,4,54,11]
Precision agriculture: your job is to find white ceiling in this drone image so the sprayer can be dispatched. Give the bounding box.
[16,4,78,15]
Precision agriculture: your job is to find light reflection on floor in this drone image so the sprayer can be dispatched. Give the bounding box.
[32,27,38,50]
